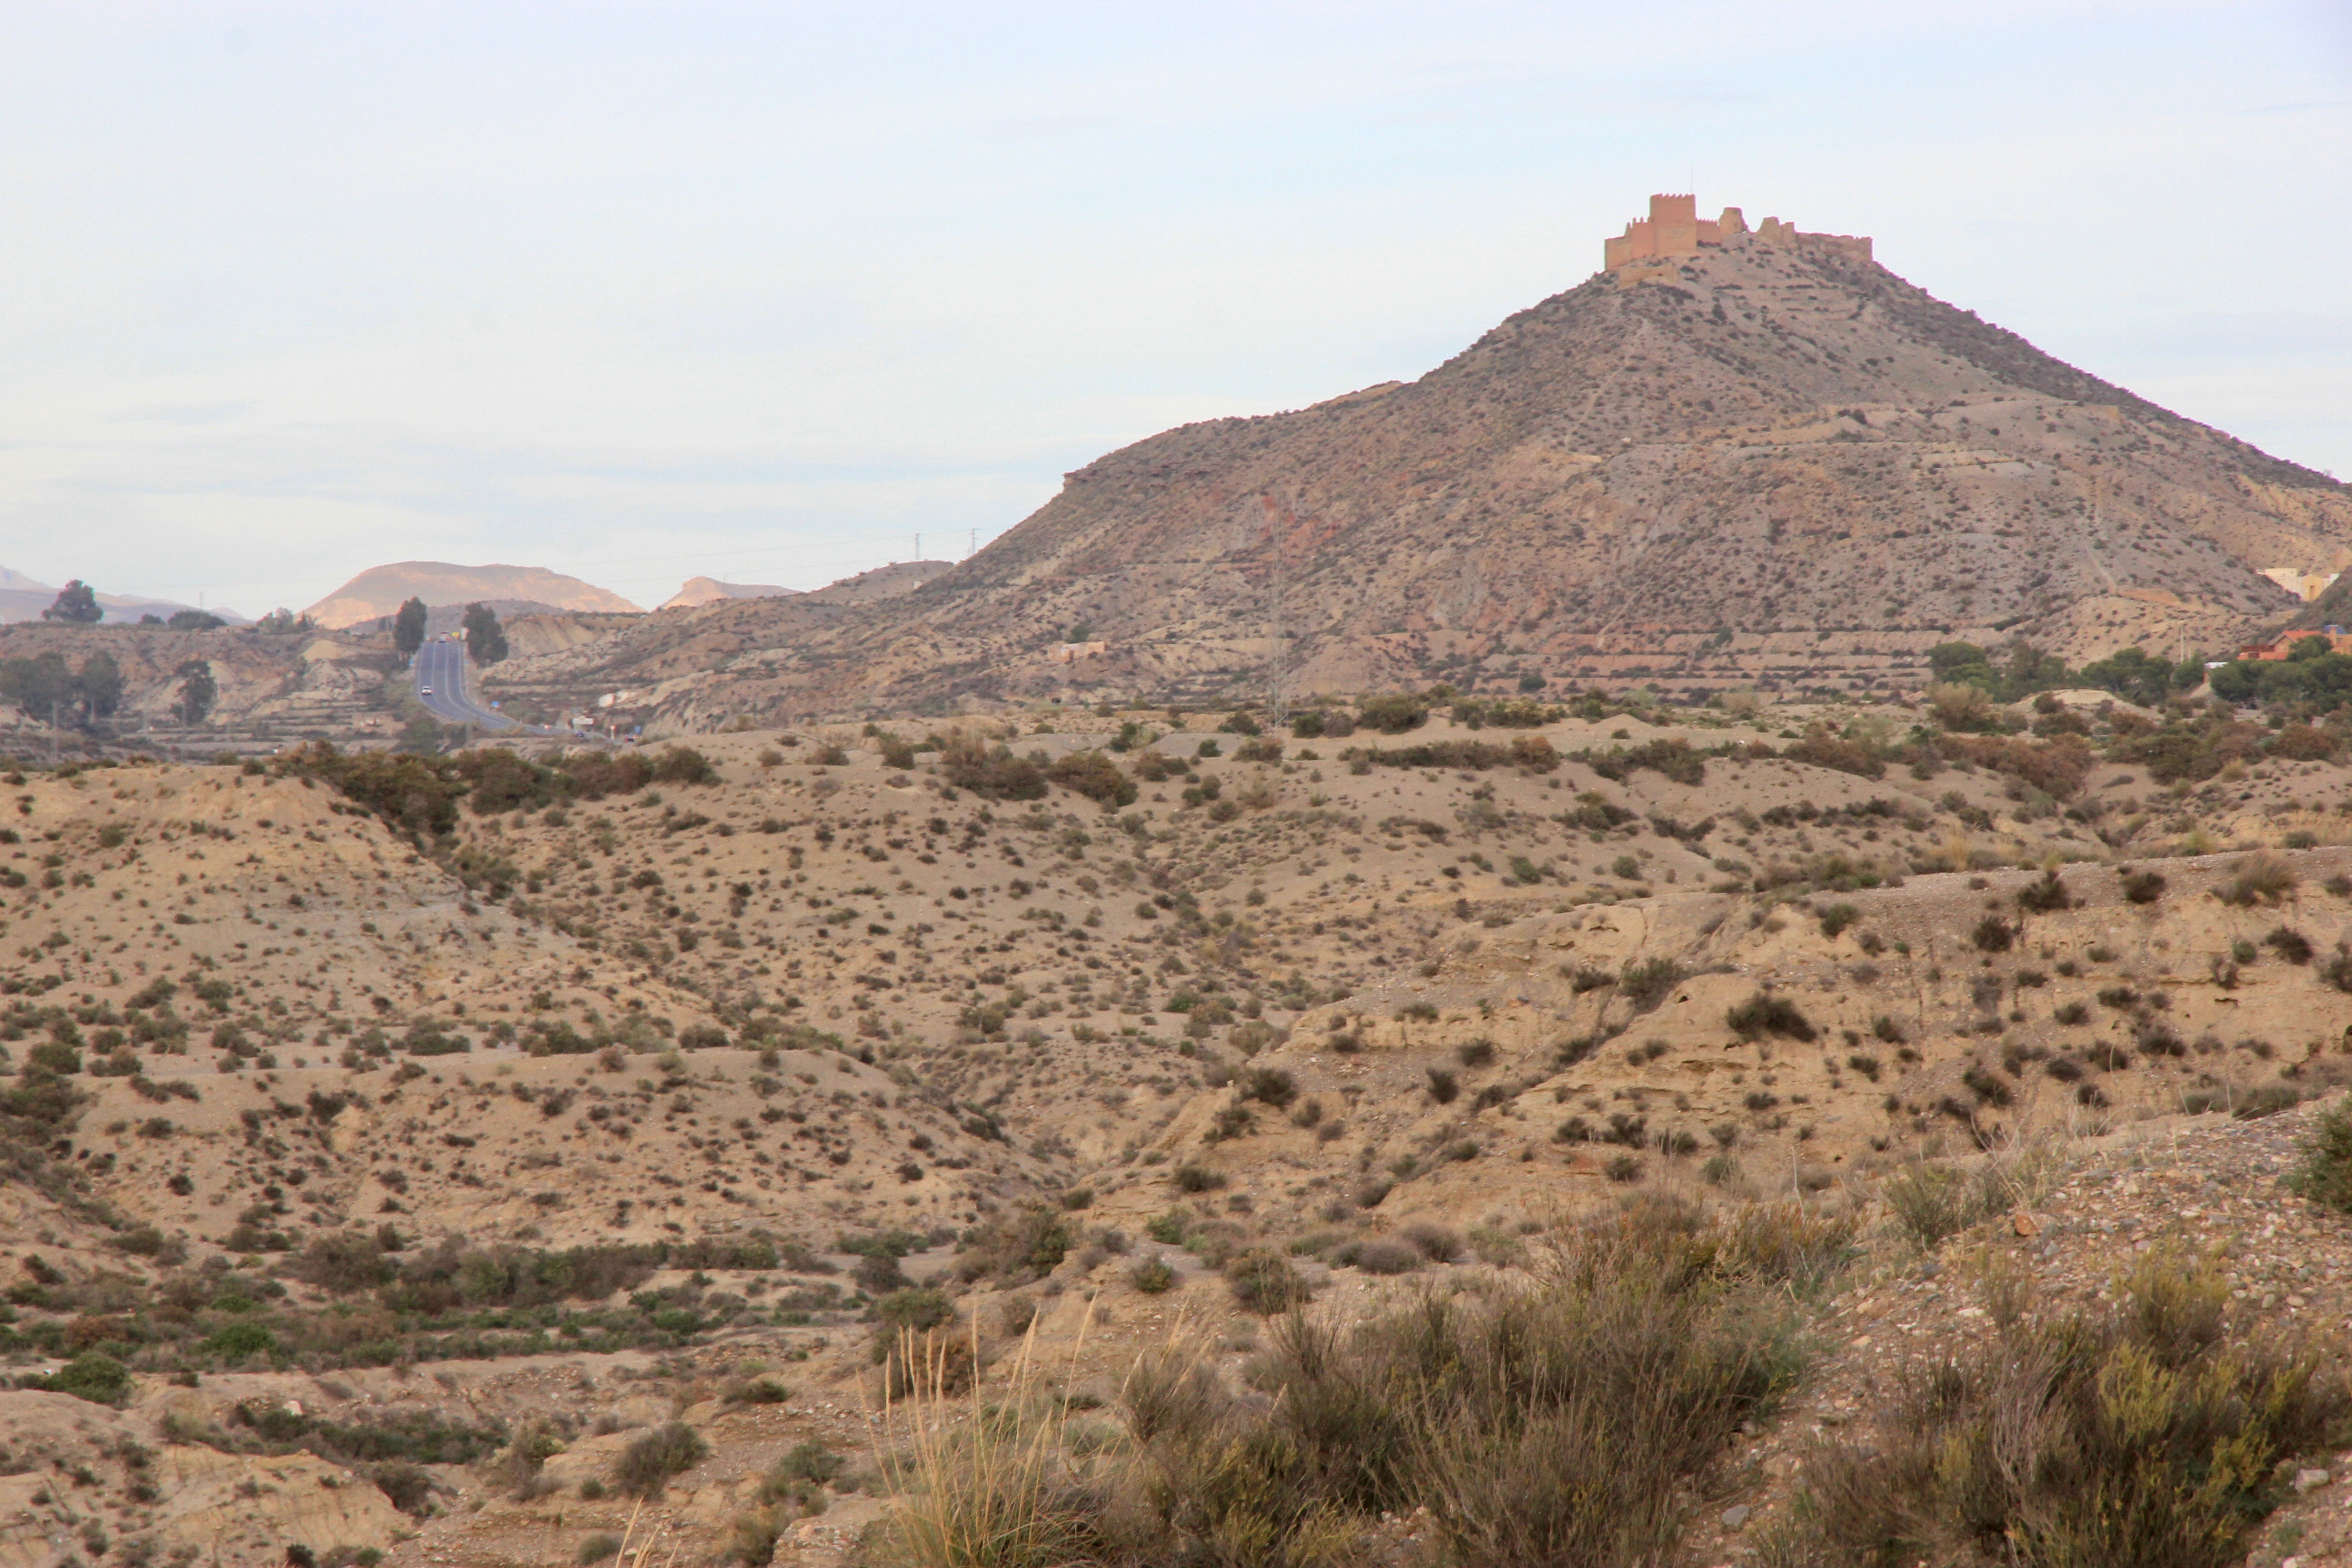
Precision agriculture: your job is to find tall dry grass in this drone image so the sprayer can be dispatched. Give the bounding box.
[861,1199,1840,1568]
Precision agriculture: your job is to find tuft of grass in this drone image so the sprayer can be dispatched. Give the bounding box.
[1882,1163,1995,1252]
[1761,1250,2352,1568]
[2219,851,2298,907]
[869,1310,1112,1568]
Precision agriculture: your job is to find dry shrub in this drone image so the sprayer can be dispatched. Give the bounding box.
[612,1421,707,1499]
[879,1207,1813,1568]
[1881,1162,2004,1252]
[2219,851,2298,907]
[1762,1250,2352,1568]
[1939,733,2095,799]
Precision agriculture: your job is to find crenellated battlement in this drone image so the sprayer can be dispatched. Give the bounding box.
[1603,192,1869,270]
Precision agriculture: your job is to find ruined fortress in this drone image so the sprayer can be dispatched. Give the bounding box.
[1604,193,1872,270]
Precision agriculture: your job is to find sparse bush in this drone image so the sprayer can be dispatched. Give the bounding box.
[1727,991,1816,1043]
[1881,1163,1995,1251]
[1400,1222,1463,1262]
[1765,1251,2352,1568]
[2121,868,2166,903]
[1170,1163,1225,1194]
[1224,1248,1310,1314]
[1971,914,2015,953]
[613,1421,708,1499]
[1129,1256,1176,1294]
[2219,851,2298,907]
[1619,956,1685,1011]
[2264,925,2315,965]
[2014,869,2072,913]
[1044,751,1137,810]
[1351,1238,1421,1275]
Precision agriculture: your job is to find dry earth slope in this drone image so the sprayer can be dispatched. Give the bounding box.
[596,233,2350,727]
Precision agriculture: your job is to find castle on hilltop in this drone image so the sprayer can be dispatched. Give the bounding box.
[1604,193,1871,270]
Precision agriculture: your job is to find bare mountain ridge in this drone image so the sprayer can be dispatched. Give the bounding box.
[304,561,642,629]
[591,230,2350,726]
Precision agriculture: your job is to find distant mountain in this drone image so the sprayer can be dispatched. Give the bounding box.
[662,576,796,610]
[0,567,246,626]
[304,562,642,630]
[592,197,2350,723]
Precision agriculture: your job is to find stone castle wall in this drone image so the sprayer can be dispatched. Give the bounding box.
[1606,193,1869,269]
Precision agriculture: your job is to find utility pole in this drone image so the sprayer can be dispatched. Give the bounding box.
[968,528,977,560]
[914,532,921,562]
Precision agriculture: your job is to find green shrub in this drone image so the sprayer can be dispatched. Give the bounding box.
[940,737,1047,800]
[2290,1093,2352,1214]
[1129,1256,1177,1294]
[1355,693,1431,733]
[576,1534,621,1565]
[1881,1163,1998,1252]
[40,1352,130,1405]
[613,1421,708,1499]
[1971,915,2015,953]
[1764,1251,2352,1568]
[1619,957,1686,1012]
[2122,868,2166,903]
[1044,751,1137,810]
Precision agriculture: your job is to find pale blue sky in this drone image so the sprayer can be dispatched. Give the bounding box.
[1,1,2346,615]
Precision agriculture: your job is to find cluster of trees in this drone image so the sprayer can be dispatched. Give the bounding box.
[0,650,216,726]
[390,598,505,665]
[1927,641,2203,708]
[40,579,227,630]
[2208,637,2352,710]
[0,652,123,725]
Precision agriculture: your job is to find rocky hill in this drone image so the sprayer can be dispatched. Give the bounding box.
[577,229,2350,727]
[305,563,642,630]
[662,577,794,610]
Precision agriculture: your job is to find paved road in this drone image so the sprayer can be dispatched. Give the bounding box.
[412,640,544,735]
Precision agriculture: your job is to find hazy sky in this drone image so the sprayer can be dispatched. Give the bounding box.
[2,1,2346,616]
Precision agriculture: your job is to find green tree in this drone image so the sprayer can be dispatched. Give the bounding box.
[166,609,225,631]
[2077,646,2174,708]
[42,580,103,624]
[173,659,216,724]
[461,603,509,665]
[392,598,429,659]
[0,653,74,716]
[74,652,123,721]
[1926,642,1994,689]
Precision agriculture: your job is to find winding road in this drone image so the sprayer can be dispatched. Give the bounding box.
[412,639,551,735]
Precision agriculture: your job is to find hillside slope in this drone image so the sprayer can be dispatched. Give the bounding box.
[603,231,2350,725]
[305,563,643,629]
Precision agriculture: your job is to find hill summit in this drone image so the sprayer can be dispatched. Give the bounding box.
[304,561,642,629]
[523,196,2352,725]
